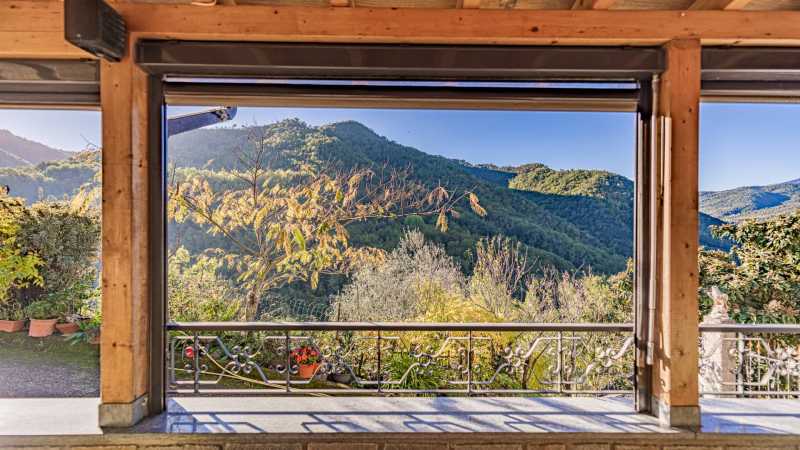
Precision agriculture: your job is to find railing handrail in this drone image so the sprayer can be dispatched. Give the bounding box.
[167,321,800,333]
[166,321,634,332]
[699,323,800,334]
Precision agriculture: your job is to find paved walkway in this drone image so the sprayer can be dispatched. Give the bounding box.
[0,397,101,435]
[148,396,665,434]
[0,333,99,398]
[1,397,798,436]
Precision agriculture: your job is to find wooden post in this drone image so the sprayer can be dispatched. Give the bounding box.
[651,38,701,429]
[99,53,152,427]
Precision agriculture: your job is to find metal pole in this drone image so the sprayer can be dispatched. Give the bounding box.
[285,331,291,393]
[377,330,382,394]
[467,330,473,396]
[192,334,200,394]
[557,331,563,394]
[737,332,745,397]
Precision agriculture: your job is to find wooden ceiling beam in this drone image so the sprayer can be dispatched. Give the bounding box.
[571,0,617,10]
[0,1,92,59]
[5,0,800,60]
[114,5,800,46]
[688,0,752,10]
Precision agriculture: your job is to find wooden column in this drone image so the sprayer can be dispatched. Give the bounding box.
[99,53,152,427]
[651,39,701,429]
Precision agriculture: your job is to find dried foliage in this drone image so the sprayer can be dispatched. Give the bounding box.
[169,127,483,319]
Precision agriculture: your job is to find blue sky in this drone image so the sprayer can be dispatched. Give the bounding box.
[1,103,798,191]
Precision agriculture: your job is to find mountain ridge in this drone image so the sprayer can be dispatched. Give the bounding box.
[700,178,800,223]
[0,129,69,167]
[0,119,751,273]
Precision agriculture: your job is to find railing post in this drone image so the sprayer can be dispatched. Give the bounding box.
[557,331,563,394]
[192,334,200,394]
[285,331,291,392]
[737,332,745,396]
[377,330,382,394]
[467,330,473,396]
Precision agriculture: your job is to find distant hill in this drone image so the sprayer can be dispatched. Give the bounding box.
[0,129,69,167]
[170,120,631,274]
[0,150,99,202]
[700,179,800,223]
[2,119,731,274]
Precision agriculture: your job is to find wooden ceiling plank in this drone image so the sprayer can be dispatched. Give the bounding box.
[688,0,752,9]
[115,5,800,46]
[571,0,617,9]
[0,1,93,59]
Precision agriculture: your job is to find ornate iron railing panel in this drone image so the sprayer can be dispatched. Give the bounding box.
[699,323,800,398]
[167,322,634,396]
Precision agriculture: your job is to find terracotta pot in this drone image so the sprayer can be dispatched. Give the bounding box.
[0,319,25,333]
[297,363,320,379]
[28,319,58,337]
[56,322,80,335]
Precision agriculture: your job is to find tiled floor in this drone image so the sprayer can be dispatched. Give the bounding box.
[1,396,798,436]
[143,396,665,434]
[0,397,101,435]
[700,398,800,434]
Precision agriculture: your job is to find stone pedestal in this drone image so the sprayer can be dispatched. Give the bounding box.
[700,287,738,397]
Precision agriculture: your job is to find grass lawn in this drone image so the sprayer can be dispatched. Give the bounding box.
[0,331,99,397]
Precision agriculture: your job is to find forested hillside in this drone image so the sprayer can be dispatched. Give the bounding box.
[0,129,69,167]
[2,119,737,275]
[169,120,628,274]
[700,179,800,223]
[0,150,99,203]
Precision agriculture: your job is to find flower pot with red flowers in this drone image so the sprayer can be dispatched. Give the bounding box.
[25,300,59,337]
[291,345,321,379]
[0,302,26,333]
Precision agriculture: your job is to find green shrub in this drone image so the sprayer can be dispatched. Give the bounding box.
[66,311,101,345]
[386,352,446,391]
[15,200,100,312]
[168,246,243,322]
[25,300,60,320]
[0,302,24,321]
[0,193,43,319]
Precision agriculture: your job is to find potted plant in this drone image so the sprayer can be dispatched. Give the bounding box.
[55,314,81,335]
[49,279,94,335]
[0,301,25,332]
[25,300,59,337]
[66,314,101,345]
[291,345,321,379]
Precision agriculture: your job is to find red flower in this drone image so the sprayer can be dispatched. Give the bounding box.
[290,345,320,365]
[184,346,195,359]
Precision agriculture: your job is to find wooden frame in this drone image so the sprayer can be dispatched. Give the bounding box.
[3,0,798,430]
[5,1,800,62]
[149,47,659,418]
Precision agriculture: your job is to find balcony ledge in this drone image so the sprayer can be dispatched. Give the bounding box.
[0,397,798,449]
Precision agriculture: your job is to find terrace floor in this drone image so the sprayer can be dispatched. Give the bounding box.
[1,396,799,436]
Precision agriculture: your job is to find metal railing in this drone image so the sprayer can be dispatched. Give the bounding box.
[167,322,634,396]
[699,323,800,398]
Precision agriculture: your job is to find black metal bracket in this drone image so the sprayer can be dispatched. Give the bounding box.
[137,40,664,81]
[167,107,238,137]
[64,0,127,62]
